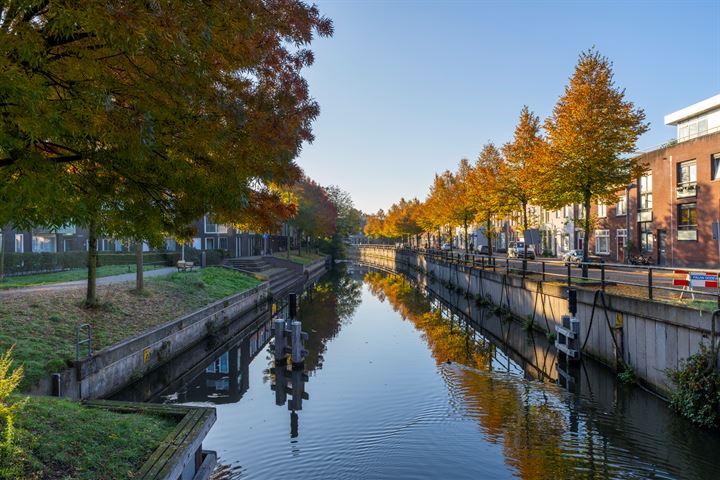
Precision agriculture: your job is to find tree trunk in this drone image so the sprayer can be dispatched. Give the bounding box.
[582,192,592,279]
[521,200,528,272]
[0,227,5,282]
[86,220,98,306]
[486,218,493,257]
[135,240,144,292]
[463,217,469,253]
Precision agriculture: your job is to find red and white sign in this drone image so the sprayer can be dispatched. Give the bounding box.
[673,270,719,288]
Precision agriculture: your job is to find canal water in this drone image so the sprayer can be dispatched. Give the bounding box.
[154,265,720,479]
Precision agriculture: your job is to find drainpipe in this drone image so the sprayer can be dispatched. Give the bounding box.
[669,155,674,267]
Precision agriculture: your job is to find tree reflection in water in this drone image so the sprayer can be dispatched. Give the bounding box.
[363,271,661,480]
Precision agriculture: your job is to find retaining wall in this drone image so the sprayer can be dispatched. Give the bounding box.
[359,246,719,396]
[40,283,270,400]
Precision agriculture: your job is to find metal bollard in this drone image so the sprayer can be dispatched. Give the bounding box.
[274,318,286,361]
[291,321,303,363]
[289,293,297,320]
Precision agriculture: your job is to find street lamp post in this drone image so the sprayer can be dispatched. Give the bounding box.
[625,182,637,263]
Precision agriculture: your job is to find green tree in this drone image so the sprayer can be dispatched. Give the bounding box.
[0,2,332,304]
[544,49,648,276]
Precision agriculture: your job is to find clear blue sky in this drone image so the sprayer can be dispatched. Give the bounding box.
[296,0,720,213]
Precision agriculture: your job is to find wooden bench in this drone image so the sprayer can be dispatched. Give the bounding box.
[176,260,195,272]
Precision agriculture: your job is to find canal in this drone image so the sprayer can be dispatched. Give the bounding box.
[145,265,720,479]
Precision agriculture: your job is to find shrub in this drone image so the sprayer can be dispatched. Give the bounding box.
[667,345,720,429]
[0,347,26,477]
[522,315,534,332]
[617,368,637,385]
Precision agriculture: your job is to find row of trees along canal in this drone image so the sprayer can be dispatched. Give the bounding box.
[364,49,649,278]
[0,2,361,305]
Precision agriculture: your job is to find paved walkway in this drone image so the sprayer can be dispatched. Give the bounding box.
[0,267,177,296]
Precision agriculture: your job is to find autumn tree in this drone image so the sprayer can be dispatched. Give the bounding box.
[447,159,478,253]
[544,49,648,276]
[364,210,386,241]
[468,142,507,256]
[289,178,337,253]
[423,172,454,246]
[384,198,423,244]
[499,106,546,236]
[0,2,331,304]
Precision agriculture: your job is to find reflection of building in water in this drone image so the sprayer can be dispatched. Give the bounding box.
[174,320,273,404]
[271,362,309,438]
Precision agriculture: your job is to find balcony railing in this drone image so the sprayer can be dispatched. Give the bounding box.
[676,182,697,199]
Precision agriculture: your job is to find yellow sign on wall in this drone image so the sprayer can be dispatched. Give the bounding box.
[143,347,151,364]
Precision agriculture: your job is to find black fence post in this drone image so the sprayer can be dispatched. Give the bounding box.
[648,267,653,300]
[542,261,546,282]
[567,263,571,287]
[601,262,606,291]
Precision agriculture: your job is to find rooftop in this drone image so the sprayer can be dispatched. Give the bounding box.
[664,94,720,125]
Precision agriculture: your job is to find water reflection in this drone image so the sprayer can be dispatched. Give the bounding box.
[150,265,720,480]
[364,268,720,479]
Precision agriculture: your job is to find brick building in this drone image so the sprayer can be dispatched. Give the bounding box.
[587,94,720,267]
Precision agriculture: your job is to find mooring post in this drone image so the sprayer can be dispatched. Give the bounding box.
[291,321,303,364]
[289,293,297,320]
[274,318,286,362]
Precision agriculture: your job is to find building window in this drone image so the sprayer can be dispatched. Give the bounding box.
[14,234,24,253]
[617,228,627,238]
[563,205,571,218]
[205,237,216,250]
[595,229,610,254]
[219,237,228,250]
[597,202,607,218]
[32,234,57,253]
[204,216,228,234]
[205,352,229,374]
[640,222,653,252]
[578,205,585,219]
[677,160,697,198]
[712,153,720,181]
[192,237,202,249]
[678,116,709,141]
[678,203,697,241]
[616,195,627,216]
[639,173,652,210]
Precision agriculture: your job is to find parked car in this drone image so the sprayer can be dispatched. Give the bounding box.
[562,249,583,266]
[508,241,535,259]
[475,245,489,255]
[562,249,605,268]
[440,242,452,251]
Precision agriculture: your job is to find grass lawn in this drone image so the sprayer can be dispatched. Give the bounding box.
[4,395,176,479]
[0,267,261,390]
[0,264,167,289]
[274,251,325,265]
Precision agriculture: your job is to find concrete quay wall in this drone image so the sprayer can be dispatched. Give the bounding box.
[359,246,719,396]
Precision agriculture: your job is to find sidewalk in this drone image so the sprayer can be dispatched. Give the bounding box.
[0,267,177,297]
